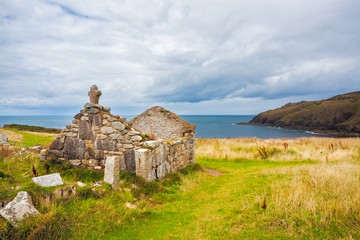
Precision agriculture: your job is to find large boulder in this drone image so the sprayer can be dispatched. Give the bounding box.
[0,191,39,226]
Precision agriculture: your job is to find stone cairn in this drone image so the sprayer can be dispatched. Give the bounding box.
[49,85,196,182]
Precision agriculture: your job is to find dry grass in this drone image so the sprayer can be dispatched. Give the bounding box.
[266,163,360,219]
[21,131,58,137]
[0,128,23,142]
[196,137,360,162]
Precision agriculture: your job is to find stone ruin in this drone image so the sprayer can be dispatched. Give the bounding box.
[49,85,196,181]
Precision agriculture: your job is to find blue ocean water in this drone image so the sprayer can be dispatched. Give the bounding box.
[0,115,323,139]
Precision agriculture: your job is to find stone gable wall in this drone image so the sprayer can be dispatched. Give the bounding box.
[130,106,195,139]
[49,102,143,170]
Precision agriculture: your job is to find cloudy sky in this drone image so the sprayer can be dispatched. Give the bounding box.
[0,0,359,115]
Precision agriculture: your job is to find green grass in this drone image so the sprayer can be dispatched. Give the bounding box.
[1,138,360,239]
[19,131,56,147]
[1,128,56,147]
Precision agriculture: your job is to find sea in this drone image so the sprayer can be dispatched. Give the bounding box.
[0,115,325,139]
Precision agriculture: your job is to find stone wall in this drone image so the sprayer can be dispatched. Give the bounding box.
[49,102,143,170]
[135,138,195,181]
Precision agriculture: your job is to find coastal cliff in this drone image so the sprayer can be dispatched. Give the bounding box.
[243,91,360,137]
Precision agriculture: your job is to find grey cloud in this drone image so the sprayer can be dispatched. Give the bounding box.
[0,0,359,114]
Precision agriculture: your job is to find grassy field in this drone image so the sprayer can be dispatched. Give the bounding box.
[1,135,360,239]
[0,127,57,148]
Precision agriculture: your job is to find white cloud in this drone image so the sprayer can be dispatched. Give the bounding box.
[0,0,359,114]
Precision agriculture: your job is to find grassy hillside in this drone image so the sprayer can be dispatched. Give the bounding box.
[1,133,360,239]
[248,91,360,136]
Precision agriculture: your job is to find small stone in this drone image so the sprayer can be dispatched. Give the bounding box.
[94,166,102,170]
[128,131,138,136]
[110,134,122,140]
[143,140,161,148]
[131,135,143,142]
[40,149,48,162]
[40,149,47,156]
[96,134,108,140]
[133,142,142,146]
[93,180,103,187]
[101,126,114,134]
[74,113,82,119]
[112,122,125,131]
[123,144,133,149]
[29,146,42,151]
[77,182,86,187]
[69,160,81,166]
[125,202,137,209]
[88,107,99,114]
[84,102,96,109]
[0,191,39,226]
[103,107,111,112]
[81,116,89,121]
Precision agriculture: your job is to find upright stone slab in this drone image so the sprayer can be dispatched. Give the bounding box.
[32,173,64,187]
[0,191,39,226]
[1,134,7,143]
[104,156,120,189]
[135,149,154,181]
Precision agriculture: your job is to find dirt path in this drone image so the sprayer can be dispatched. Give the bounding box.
[203,167,223,177]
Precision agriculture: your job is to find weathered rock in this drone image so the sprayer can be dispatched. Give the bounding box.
[89,113,102,126]
[88,108,100,114]
[69,160,81,166]
[0,191,39,226]
[124,149,136,172]
[40,149,48,162]
[32,173,64,187]
[123,144,133,149]
[95,139,117,151]
[112,122,125,131]
[93,180,103,187]
[100,126,114,134]
[143,140,160,149]
[48,150,63,158]
[79,120,93,140]
[63,137,85,160]
[77,182,86,187]
[131,135,142,142]
[104,156,120,189]
[125,202,137,209]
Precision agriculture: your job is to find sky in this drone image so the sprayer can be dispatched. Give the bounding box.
[0,0,359,116]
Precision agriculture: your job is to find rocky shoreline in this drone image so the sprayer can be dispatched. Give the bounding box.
[236,122,360,137]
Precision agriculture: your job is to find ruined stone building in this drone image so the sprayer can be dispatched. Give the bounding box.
[49,85,196,181]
